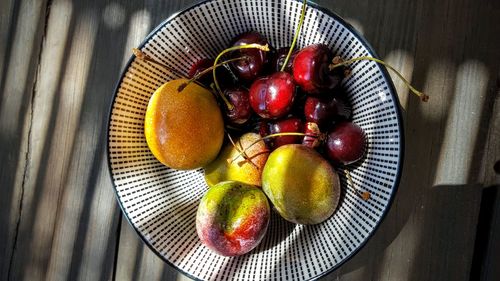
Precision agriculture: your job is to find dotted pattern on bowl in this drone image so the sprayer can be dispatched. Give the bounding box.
[107,0,403,280]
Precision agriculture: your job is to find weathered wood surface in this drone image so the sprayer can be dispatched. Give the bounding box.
[0,0,498,281]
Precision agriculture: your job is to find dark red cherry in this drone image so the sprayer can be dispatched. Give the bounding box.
[290,87,308,116]
[261,117,304,149]
[223,87,252,125]
[304,96,353,127]
[230,31,269,82]
[188,58,213,85]
[188,58,233,88]
[293,44,344,94]
[270,47,297,73]
[325,122,366,165]
[304,96,339,128]
[259,120,270,137]
[249,71,296,119]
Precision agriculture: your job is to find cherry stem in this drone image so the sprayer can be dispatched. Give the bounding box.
[280,0,307,72]
[177,56,248,92]
[132,48,185,78]
[344,169,370,201]
[230,132,308,163]
[330,56,429,102]
[213,43,270,110]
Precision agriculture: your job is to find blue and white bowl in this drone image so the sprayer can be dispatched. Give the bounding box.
[107,0,404,280]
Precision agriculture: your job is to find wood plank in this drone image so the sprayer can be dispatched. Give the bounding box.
[4,0,130,280]
[481,187,500,281]
[111,0,500,280]
[477,80,499,281]
[321,0,500,280]
[0,0,49,279]
[1,0,494,280]
[482,80,500,186]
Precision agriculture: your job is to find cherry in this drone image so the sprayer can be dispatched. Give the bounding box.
[188,58,234,88]
[270,47,297,73]
[188,58,213,85]
[249,71,296,119]
[304,96,338,127]
[304,96,353,127]
[230,31,269,82]
[290,87,308,116]
[260,117,304,149]
[223,87,252,125]
[293,44,345,95]
[213,43,270,110]
[325,121,366,165]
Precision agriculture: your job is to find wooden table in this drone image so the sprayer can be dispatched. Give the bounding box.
[1,0,499,280]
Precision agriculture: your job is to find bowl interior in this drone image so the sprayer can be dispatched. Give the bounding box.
[107,0,403,280]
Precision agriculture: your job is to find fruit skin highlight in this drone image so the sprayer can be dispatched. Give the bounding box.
[144,78,224,170]
[262,144,341,225]
[196,181,270,256]
[249,71,296,119]
[293,44,344,95]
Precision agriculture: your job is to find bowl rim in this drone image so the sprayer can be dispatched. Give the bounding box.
[105,0,405,280]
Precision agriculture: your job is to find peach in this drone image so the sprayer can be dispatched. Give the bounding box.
[196,181,270,256]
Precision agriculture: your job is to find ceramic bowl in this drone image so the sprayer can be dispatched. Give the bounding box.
[107,0,404,280]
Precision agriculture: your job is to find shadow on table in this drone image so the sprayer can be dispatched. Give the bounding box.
[0,0,498,280]
[315,0,500,279]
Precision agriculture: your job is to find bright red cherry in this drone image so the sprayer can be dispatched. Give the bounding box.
[249,71,296,119]
[293,44,344,94]
[224,87,252,125]
[325,122,366,165]
[230,31,269,82]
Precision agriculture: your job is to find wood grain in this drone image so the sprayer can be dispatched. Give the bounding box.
[0,0,49,279]
[319,0,500,280]
[0,0,498,280]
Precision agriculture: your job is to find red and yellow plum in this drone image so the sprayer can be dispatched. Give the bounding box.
[196,181,270,256]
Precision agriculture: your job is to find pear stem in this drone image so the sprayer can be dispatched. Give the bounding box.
[226,133,258,168]
[230,132,308,163]
[329,56,429,102]
[213,43,270,110]
[132,48,185,78]
[344,169,370,201]
[177,56,248,92]
[281,0,307,72]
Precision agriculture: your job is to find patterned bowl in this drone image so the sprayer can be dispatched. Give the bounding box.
[107,0,404,280]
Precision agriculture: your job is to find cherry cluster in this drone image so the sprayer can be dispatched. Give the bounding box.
[188,31,367,166]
